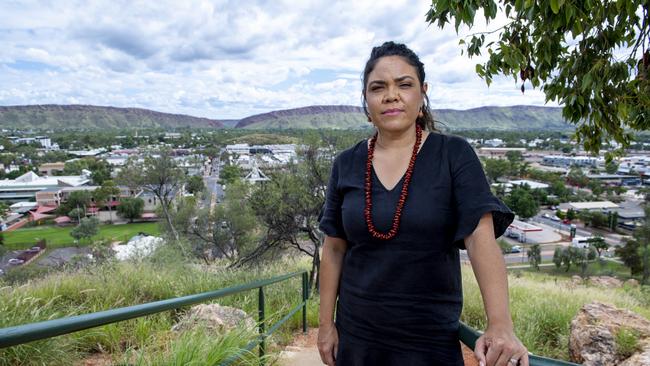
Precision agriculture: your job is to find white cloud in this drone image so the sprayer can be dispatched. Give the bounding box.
[0,0,553,119]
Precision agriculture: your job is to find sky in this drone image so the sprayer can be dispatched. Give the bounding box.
[0,0,553,120]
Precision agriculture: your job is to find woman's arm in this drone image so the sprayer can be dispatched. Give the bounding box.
[318,235,348,366]
[465,212,529,366]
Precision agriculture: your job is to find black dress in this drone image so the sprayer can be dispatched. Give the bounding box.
[319,133,514,366]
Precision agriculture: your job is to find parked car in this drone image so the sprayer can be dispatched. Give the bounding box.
[542,213,551,219]
[8,258,24,265]
[550,215,561,222]
[510,245,523,253]
[562,218,571,224]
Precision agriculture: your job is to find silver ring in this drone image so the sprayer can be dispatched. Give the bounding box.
[509,358,519,365]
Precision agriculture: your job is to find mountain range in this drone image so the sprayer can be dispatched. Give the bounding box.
[0,104,573,131]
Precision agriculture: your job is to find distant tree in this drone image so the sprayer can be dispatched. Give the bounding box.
[505,185,539,219]
[0,234,6,257]
[566,208,577,221]
[68,208,85,223]
[627,206,650,284]
[165,196,198,237]
[118,148,185,241]
[0,202,8,219]
[191,181,257,263]
[617,238,643,278]
[484,158,510,182]
[244,145,331,291]
[567,167,589,187]
[70,217,99,242]
[90,159,112,185]
[63,159,89,175]
[117,197,144,223]
[553,247,563,269]
[588,180,604,198]
[527,244,541,271]
[59,190,93,216]
[589,211,608,229]
[93,180,121,223]
[186,175,205,195]
[220,165,242,186]
[426,1,650,157]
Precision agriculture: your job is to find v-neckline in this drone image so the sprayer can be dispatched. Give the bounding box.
[367,133,431,192]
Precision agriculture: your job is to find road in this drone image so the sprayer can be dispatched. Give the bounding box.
[202,151,225,210]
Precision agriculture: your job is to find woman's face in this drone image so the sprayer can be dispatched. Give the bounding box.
[365,55,427,134]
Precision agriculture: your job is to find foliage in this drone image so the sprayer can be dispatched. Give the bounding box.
[93,180,121,223]
[505,184,539,219]
[59,190,93,216]
[219,165,242,186]
[246,145,331,290]
[426,0,650,158]
[117,198,144,223]
[70,217,100,242]
[67,208,85,223]
[553,246,563,269]
[566,167,589,187]
[605,160,620,174]
[118,148,186,241]
[163,196,198,238]
[527,243,541,270]
[0,202,8,219]
[587,236,610,257]
[186,175,205,195]
[190,181,257,263]
[483,158,510,182]
[616,238,643,277]
[615,327,642,358]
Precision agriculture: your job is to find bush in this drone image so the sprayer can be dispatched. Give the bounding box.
[615,327,641,358]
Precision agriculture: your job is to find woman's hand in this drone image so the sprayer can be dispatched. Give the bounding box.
[317,323,339,366]
[474,324,529,366]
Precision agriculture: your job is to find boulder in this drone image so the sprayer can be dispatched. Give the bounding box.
[571,275,584,287]
[570,301,650,365]
[587,276,623,288]
[624,279,640,287]
[172,303,255,334]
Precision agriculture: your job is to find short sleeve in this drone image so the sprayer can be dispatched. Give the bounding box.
[319,154,347,240]
[450,137,514,249]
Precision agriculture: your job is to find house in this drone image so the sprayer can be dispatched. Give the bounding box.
[0,171,90,202]
[38,162,65,176]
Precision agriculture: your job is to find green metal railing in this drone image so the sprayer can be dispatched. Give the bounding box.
[0,269,577,365]
[459,322,579,365]
[0,270,309,366]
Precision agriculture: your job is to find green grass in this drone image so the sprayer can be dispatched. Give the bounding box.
[0,250,315,366]
[511,258,634,279]
[461,263,650,361]
[3,222,161,250]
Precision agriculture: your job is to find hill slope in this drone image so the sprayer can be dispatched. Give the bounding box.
[236,105,572,131]
[0,105,225,129]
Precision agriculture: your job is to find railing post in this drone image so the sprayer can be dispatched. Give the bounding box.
[258,287,265,366]
[302,271,307,334]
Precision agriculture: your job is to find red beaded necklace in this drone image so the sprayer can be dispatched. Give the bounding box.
[364,125,423,240]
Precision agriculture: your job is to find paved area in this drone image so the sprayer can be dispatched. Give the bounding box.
[277,328,479,366]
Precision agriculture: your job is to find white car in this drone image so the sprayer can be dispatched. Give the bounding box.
[550,215,561,222]
[8,258,24,265]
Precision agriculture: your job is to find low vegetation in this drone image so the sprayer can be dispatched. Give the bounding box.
[462,265,650,361]
[0,247,318,366]
[3,222,160,250]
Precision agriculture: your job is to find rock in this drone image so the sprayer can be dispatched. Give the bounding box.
[587,276,623,288]
[172,303,255,334]
[570,301,650,365]
[619,348,650,366]
[571,275,584,286]
[624,279,640,287]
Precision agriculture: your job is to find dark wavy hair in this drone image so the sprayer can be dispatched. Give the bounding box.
[362,41,436,132]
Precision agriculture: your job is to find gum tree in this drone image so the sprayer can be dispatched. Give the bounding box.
[426,0,649,159]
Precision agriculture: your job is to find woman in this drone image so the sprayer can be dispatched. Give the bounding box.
[318,42,529,366]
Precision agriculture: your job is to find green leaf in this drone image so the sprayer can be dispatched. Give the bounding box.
[550,0,560,14]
